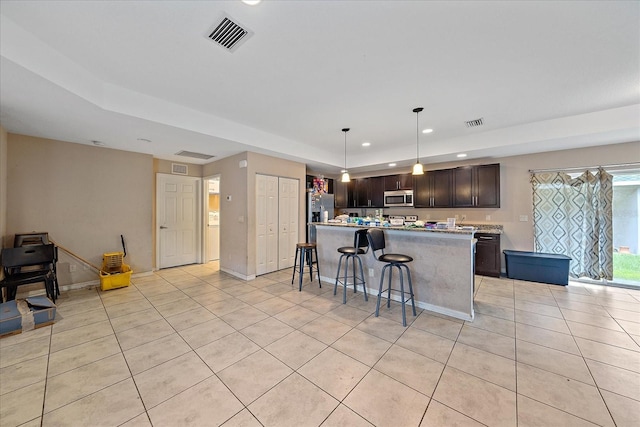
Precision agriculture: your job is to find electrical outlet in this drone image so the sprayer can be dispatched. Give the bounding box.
[461,215,466,221]
[486,215,491,221]
[454,214,459,220]
[69,264,77,272]
[368,268,374,278]
[519,215,529,222]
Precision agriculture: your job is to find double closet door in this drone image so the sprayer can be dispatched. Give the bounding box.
[256,174,299,276]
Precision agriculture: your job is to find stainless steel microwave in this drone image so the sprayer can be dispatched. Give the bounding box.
[384,190,413,207]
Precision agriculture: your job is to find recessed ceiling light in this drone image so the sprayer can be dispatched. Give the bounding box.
[362,142,371,147]
[388,163,397,167]
[242,0,261,5]
[422,129,433,134]
[457,153,467,158]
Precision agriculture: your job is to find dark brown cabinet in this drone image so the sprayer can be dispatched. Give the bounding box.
[384,174,413,191]
[334,179,349,208]
[414,169,453,208]
[475,232,501,277]
[453,163,500,208]
[354,177,385,208]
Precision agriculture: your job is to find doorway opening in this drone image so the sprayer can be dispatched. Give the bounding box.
[206,176,221,263]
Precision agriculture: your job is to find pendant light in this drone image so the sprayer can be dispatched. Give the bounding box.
[412,107,424,175]
[341,128,351,182]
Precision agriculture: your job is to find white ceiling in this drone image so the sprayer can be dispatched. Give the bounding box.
[1,0,639,177]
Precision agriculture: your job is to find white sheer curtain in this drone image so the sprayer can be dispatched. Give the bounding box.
[531,168,613,280]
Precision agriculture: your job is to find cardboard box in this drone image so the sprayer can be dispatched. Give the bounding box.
[1,300,22,337]
[26,296,56,327]
[0,296,56,338]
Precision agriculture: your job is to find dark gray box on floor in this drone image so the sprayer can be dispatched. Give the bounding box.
[503,250,571,286]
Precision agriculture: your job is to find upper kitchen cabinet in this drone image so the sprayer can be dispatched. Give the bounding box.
[384,174,413,191]
[334,179,349,208]
[452,163,500,208]
[413,169,452,208]
[355,177,385,208]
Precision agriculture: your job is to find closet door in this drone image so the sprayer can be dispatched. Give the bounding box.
[256,174,279,275]
[278,177,299,269]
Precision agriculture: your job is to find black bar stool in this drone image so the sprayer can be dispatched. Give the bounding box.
[291,243,321,291]
[367,228,416,326]
[334,229,369,304]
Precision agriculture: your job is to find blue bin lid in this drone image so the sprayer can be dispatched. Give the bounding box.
[503,250,571,260]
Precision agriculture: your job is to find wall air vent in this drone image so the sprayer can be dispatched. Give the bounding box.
[465,117,484,128]
[207,15,253,52]
[171,163,188,175]
[175,150,215,160]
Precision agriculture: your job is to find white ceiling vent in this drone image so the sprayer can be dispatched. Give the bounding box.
[175,150,215,160]
[207,15,253,52]
[465,117,484,128]
[171,163,188,175]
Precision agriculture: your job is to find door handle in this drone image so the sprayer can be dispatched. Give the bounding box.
[160,226,168,229]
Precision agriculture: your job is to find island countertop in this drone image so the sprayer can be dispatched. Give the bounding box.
[310,221,477,235]
[313,223,475,321]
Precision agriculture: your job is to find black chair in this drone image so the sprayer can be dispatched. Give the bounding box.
[334,229,369,304]
[367,228,416,326]
[291,242,321,291]
[14,232,59,298]
[0,244,57,303]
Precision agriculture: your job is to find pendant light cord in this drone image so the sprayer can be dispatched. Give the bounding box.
[413,107,423,162]
[342,128,350,170]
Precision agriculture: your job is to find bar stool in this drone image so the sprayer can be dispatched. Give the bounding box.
[334,229,369,304]
[367,228,416,326]
[291,243,321,291]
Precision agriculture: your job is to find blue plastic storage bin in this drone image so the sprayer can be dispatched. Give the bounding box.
[503,250,571,286]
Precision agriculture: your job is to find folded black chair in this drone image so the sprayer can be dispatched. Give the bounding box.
[0,244,57,303]
[13,233,60,298]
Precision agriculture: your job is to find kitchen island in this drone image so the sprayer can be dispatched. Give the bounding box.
[314,223,476,321]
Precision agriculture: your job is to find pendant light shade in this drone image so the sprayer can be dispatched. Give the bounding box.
[412,107,424,175]
[341,128,351,182]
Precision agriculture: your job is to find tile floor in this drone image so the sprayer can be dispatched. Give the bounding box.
[1,263,639,427]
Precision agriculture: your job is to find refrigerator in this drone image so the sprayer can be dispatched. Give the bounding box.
[307,190,334,242]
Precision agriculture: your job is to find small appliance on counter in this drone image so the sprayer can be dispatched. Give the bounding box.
[389,216,405,226]
[404,215,418,226]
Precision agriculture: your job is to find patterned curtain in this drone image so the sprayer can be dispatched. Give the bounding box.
[531,168,613,280]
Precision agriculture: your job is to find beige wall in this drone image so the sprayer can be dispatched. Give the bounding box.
[343,141,640,271]
[6,134,154,285]
[0,126,7,252]
[203,152,249,277]
[203,151,307,278]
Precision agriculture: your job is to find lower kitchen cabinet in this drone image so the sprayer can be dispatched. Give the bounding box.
[475,232,501,277]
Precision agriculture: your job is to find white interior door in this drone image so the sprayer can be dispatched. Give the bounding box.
[256,174,279,275]
[278,177,299,269]
[157,173,200,269]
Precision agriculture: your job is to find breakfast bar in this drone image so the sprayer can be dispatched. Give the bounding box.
[314,223,476,321]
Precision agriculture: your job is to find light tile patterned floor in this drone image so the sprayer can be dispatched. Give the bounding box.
[1,263,639,426]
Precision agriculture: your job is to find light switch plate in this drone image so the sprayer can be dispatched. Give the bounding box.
[519,215,528,222]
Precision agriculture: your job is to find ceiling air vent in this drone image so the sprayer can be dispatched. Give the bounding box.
[207,15,253,52]
[175,150,215,160]
[465,117,484,128]
[171,163,188,175]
